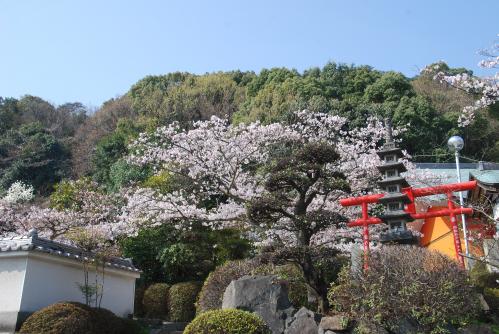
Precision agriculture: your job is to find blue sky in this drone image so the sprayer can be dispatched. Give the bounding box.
[1,0,498,107]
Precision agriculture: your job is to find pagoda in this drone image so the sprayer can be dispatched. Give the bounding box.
[376,119,415,244]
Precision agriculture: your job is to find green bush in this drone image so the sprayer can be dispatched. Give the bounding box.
[20,302,97,334]
[484,288,499,314]
[20,302,144,334]
[142,283,170,319]
[93,307,145,334]
[328,246,481,334]
[196,259,259,314]
[168,281,202,322]
[470,262,499,289]
[184,309,270,334]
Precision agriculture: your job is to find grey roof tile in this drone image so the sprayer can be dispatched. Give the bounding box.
[0,229,140,273]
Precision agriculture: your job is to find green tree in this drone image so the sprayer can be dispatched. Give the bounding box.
[0,122,69,194]
[91,119,144,187]
[364,71,414,106]
[129,72,246,128]
[120,224,251,285]
[0,97,19,132]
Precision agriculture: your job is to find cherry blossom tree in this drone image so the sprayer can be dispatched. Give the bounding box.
[432,35,499,127]
[120,110,409,311]
[0,180,121,241]
[0,182,35,234]
[122,111,390,235]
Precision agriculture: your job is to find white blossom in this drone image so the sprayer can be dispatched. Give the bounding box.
[3,181,34,204]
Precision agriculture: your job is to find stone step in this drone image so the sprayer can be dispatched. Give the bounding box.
[150,330,184,334]
[149,321,187,334]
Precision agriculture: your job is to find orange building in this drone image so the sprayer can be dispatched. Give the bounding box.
[419,207,484,260]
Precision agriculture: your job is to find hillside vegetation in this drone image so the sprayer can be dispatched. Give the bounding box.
[1,62,498,196]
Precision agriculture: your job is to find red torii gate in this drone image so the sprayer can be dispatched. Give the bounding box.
[340,180,477,269]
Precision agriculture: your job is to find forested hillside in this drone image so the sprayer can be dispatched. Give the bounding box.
[1,61,498,196]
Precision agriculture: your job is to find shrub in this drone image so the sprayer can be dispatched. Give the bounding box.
[328,246,481,334]
[184,309,270,334]
[93,307,144,334]
[142,283,170,319]
[20,302,144,334]
[93,307,124,334]
[134,284,146,317]
[168,281,202,322]
[196,259,260,314]
[484,288,499,314]
[470,262,499,289]
[20,302,97,334]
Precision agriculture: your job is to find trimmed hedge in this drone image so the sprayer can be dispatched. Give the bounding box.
[184,309,270,334]
[196,259,259,314]
[19,302,144,334]
[168,281,202,322]
[93,307,144,334]
[142,283,170,319]
[20,302,96,334]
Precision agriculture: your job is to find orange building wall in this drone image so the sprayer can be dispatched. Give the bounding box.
[419,206,483,261]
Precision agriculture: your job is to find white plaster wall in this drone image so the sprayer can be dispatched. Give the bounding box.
[0,254,27,314]
[20,253,138,317]
[0,253,28,333]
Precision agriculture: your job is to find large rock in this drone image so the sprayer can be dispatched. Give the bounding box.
[318,314,349,333]
[458,324,495,334]
[390,318,420,334]
[285,307,320,334]
[222,275,295,334]
[354,319,388,334]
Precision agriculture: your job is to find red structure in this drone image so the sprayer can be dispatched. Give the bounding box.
[340,180,477,269]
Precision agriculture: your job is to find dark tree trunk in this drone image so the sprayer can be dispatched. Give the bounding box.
[295,228,330,313]
[300,250,330,314]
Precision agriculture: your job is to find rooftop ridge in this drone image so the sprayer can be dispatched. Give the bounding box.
[0,229,140,273]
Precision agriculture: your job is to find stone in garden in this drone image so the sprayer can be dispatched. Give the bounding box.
[284,307,320,334]
[306,284,320,309]
[390,318,420,334]
[354,319,388,334]
[478,293,490,312]
[458,324,494,334]
[222,275,295,334]
[318,314,349,333]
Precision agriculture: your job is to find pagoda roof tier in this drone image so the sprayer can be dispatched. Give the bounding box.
[376,146,404,159]
[380,230,415,244]
[378,193,412,204]
[376,161,407,173]
[377,177,410,188]
[379,210,414,222]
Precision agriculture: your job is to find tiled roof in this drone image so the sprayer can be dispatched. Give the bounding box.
[0,229,140,273]
[413,162,499,200]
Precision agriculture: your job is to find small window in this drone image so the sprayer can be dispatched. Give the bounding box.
[387,185,399,193]
[388,202,400,211]
[385,155,396,162]
[386,170,397,178]
[390,222,402,231]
